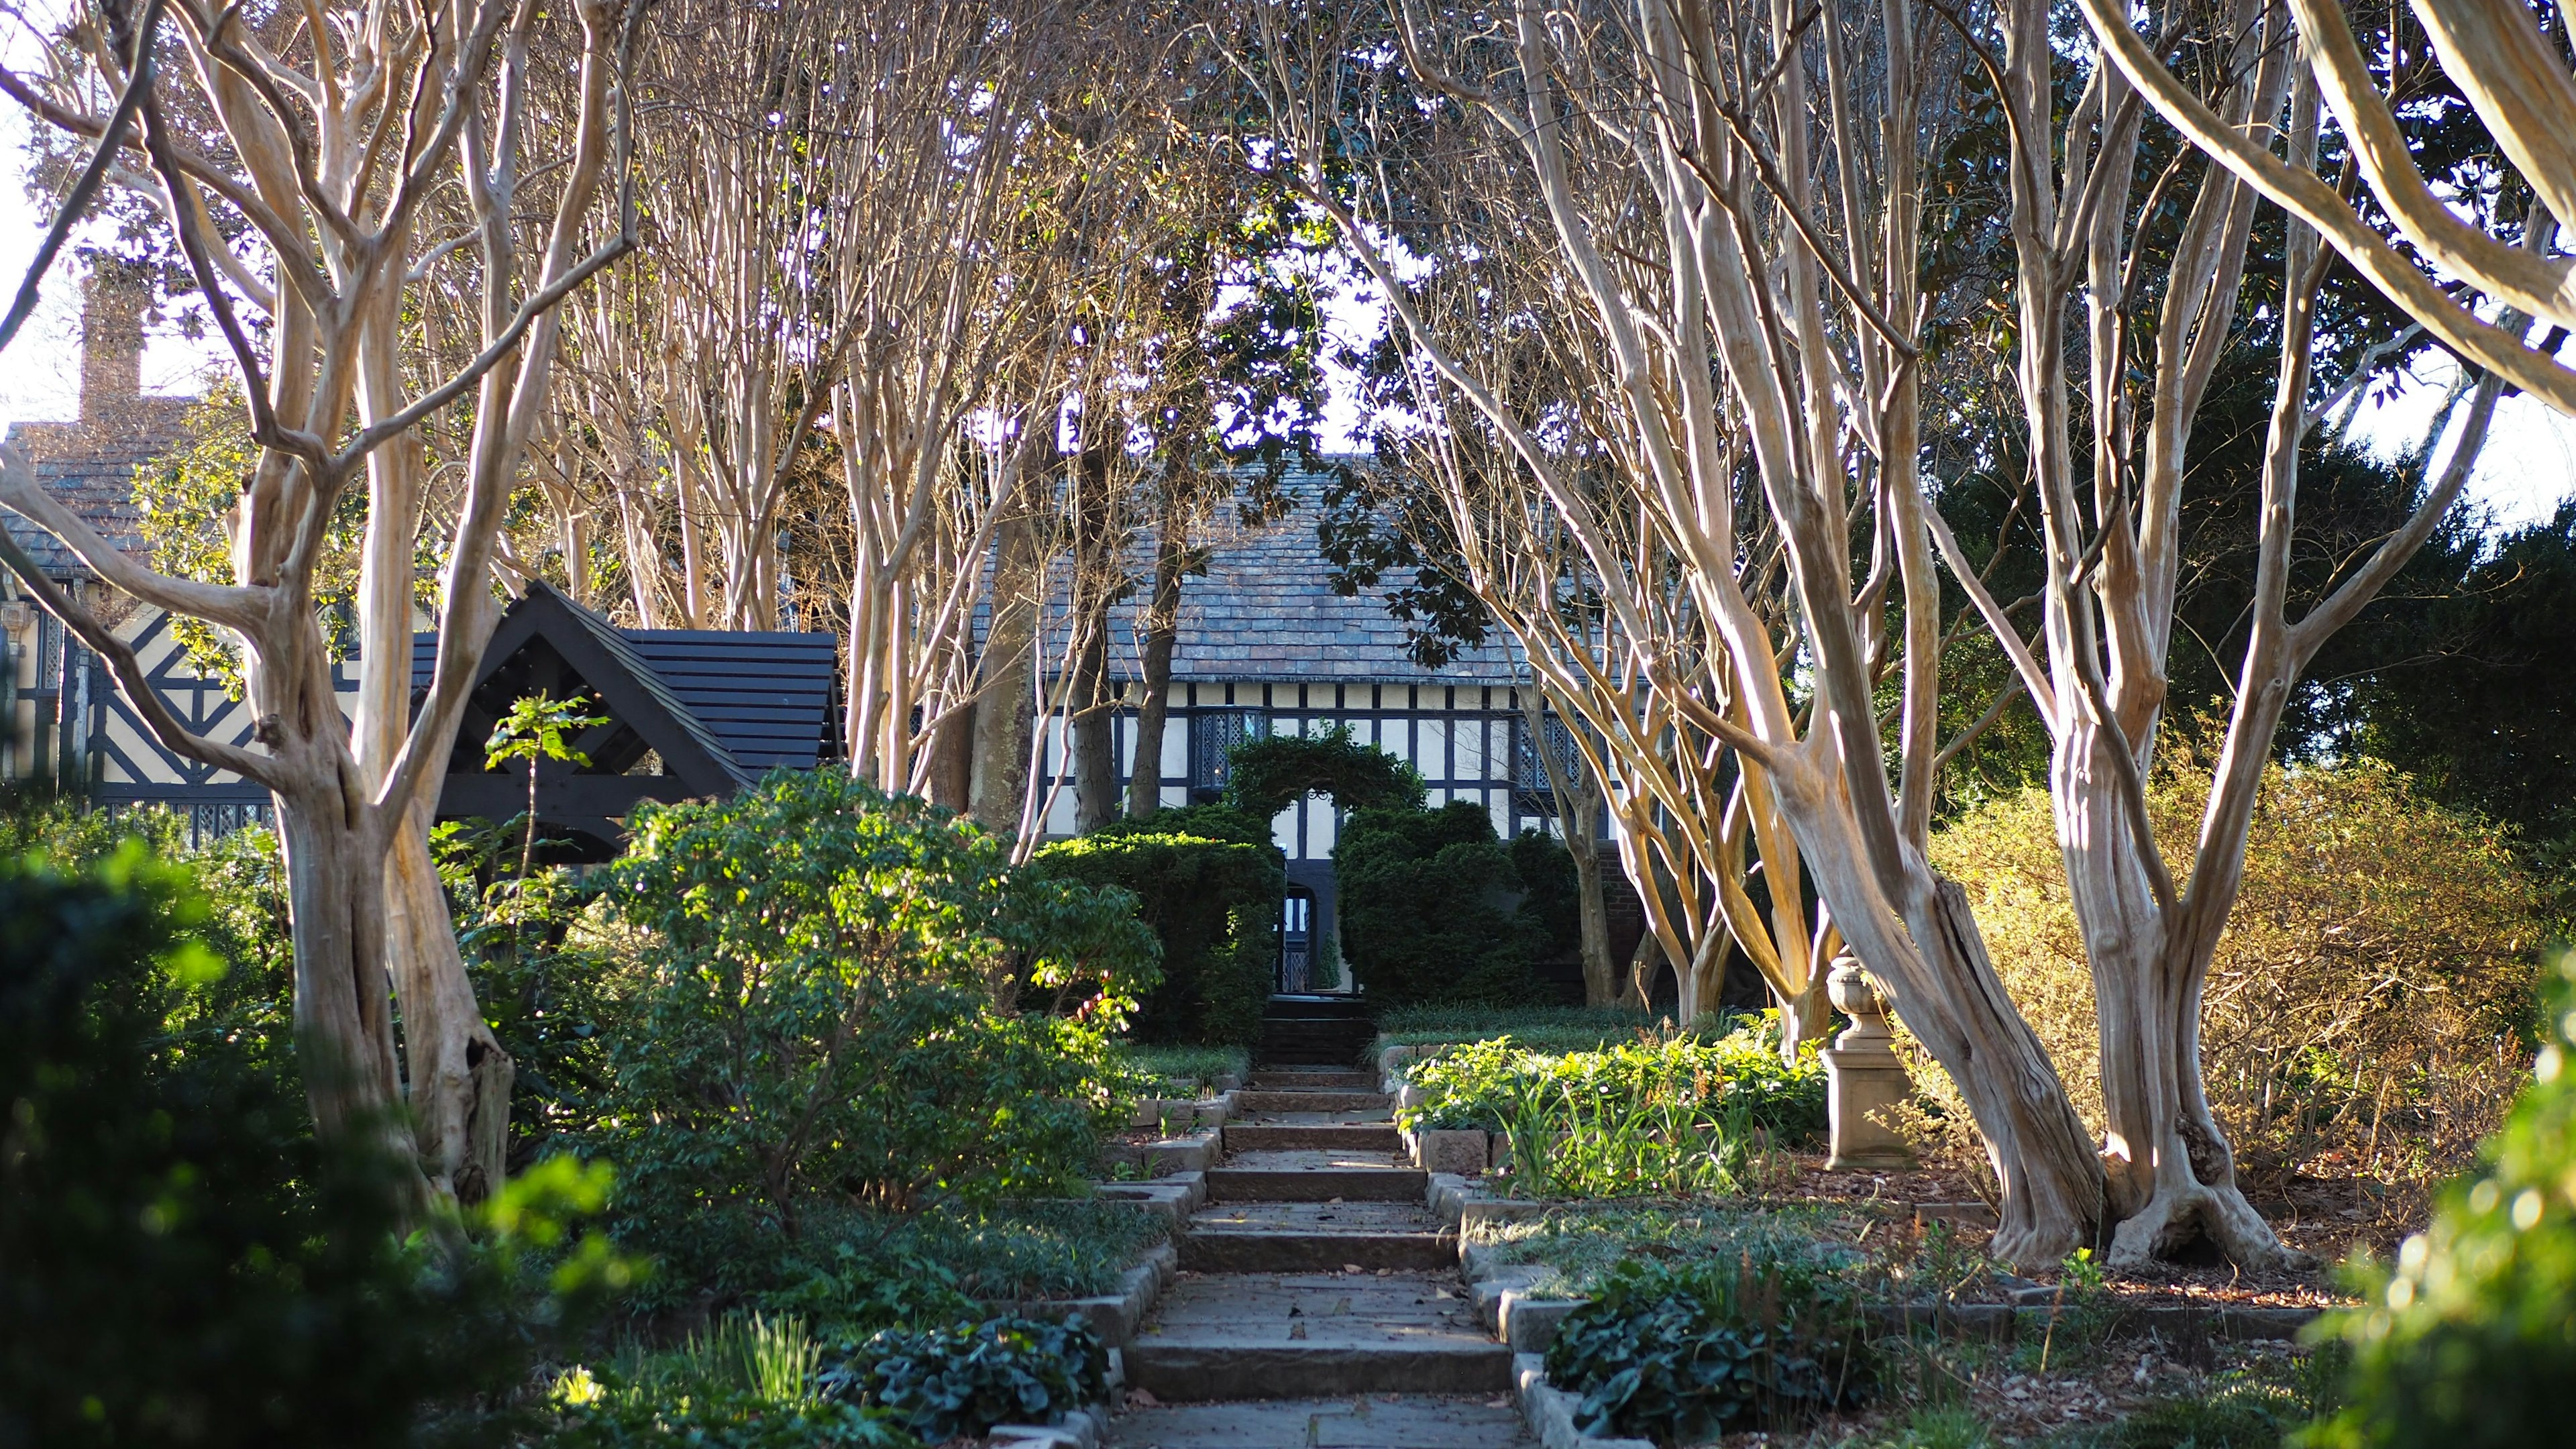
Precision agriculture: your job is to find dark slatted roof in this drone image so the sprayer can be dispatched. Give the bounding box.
[1002,465,1525,685]
[625,631,839,772]
[415,589,837,782]
[1,402,193,580]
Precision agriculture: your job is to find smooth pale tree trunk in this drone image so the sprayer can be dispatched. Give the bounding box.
[1067,443,1122,834]
[1124,504,1187,819]
[1068,619,1118,833]
[1566,804,1617,1006]
[969,498,1044,831]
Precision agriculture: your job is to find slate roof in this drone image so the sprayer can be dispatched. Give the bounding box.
[625,630,839,772]
[412,584,838,781]
[1031,466,1524,685]
[1,402,191,580]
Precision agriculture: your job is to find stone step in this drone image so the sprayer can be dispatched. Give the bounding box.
[1181,1201,1456,1273]
[1234,1089,1391,1114]
[1226,1122,1403,1153]
[1247,1069,1378,1091]
[1106,1395,1536,1448]
[1206,1163,1428,1203]
[1263,993,1375,1021]
[1123,1272,1511,1401]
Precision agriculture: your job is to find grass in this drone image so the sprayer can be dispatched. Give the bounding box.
[1110,1042,1249,1098]
[1374,1003,1747,1055]
[833,1199,1171,1301]
[1466,1201,1847,1297]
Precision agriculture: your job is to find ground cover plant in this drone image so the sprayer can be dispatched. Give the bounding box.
[826,1313,1107,1442]
[1544,1252,1872,1442]
[1397,1016,1827,1197]
[543,1313,912,1448]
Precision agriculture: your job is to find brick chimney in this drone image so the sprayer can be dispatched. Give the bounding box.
[78,258,148,429]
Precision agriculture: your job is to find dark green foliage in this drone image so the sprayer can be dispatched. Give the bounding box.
[2343,503,2576,914]
[1507,828,1585,962]
[2300,948,2576,1449]
[1375,1002,1702,1053]
[1040,805,1283,1047]
[593,772,1157,1299]
[1336,800,1542,1005]
[0,839,628,1449]
[1222,726,1426,820]
[826,1316,1108,1442]
[1543,1255,1870,1443]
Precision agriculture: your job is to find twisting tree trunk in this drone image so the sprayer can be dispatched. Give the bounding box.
[0,0,637,1208]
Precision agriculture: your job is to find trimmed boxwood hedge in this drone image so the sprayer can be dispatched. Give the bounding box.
[1036,805,1282,1047]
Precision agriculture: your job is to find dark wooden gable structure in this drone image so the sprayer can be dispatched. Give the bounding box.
[413,582,837,855]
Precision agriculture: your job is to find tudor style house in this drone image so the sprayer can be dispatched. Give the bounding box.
[1019,470,1582,987]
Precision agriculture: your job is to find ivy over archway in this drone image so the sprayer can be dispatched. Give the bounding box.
[1223,727,1426,821]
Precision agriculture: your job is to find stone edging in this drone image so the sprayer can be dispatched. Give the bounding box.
[989,1404,1109,1448]
[1099,1090,1232,1177]
[1513,1352,1654,1449]
[976,1241,1179,1352]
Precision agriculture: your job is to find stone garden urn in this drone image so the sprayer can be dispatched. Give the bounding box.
[1822,953,1918,1171]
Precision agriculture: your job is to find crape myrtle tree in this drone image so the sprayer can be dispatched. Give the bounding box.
[0,0,639,1208]
[2077,0,2576,413]
[1242,0,2499,1268]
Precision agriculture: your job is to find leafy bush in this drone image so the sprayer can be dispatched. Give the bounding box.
[1933,757,2543,1193]
[2298,947,2576,1449]
[1399,1018,1827,1142]
[0,839,629,1449]
[1544,1254,1870,1442]
[1338,800,1544,1005]
[592,773,1158,1297]
[824,1315,1107,1442]
[1040,804,1281,1047]
[1222,726,1426,820]
[1396,1021,1823,1198]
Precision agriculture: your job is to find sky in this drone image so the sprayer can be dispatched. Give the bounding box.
[4,93,2571,538]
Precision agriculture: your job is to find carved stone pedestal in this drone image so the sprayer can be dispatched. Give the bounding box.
[1823,953,1918,1171]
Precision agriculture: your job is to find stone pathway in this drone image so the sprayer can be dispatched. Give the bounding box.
[1109,1065,1533,1448]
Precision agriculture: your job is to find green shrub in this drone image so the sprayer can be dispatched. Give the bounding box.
[593,773,1158,1297]
[0,839,629,1449]
[1338,800,1544,1005]
[2298,947,2576,1449]
[1222,727,1426,819]
[1040,804,1281,1047]
[1543,1254,1870,1442]
[1395,1021,1823,1198]
[824,1315,1107,1442]
[1934,759,2542,1189]
[1397,1018,1827,1143]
